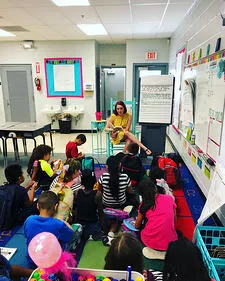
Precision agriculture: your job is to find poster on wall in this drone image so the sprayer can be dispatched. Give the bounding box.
[172,47,186,129]
[138,75,174,124]
[45,58,83,97]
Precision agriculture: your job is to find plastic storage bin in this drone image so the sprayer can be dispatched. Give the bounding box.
[195,225,225,281]
[58,118,72,134]
[29,267,145,281]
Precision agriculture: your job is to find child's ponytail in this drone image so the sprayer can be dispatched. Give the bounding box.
[138,179,157,216]
[106,156,120,199]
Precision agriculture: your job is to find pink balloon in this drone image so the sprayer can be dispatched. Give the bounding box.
[28,232,62,268]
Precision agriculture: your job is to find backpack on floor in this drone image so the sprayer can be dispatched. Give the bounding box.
[121,218,139,238]
[157,156,181,187]
[82,156,95,172]
[0,184,16,230]
[81,156,97,182]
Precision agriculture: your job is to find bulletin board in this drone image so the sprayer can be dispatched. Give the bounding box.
[182,50,225,162]
[138,75,174,124]
[44,58,83,97]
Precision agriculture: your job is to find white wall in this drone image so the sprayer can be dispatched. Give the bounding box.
[99,44,126,66]
[0,40,96,130]
[168,0,225,224]
[126,39,170,100]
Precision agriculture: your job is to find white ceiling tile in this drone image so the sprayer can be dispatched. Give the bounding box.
[132,4,166,23]
[95,5,131,24]
[60,6,101,24]
[90,0,129,5]
[0,8,43,25]
[160,3,191,31]
[104,24,132,35]
[132,22,159,33]
[50,24,86,38]
[24,7,71,25]
[0,1,19,8]
[131,0,167,4]
[170,0,195,3]
[8,0,55,8]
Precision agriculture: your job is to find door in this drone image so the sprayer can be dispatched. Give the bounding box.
[0,65,36,122]
[133,63,168,121]
[100,67,125,118]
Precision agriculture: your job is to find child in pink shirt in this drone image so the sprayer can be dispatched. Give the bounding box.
[135,179,177,251]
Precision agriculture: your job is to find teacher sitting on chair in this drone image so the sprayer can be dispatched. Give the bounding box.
[105,100,151,155]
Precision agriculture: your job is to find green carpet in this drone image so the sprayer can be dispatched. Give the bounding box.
[78,241,109,269]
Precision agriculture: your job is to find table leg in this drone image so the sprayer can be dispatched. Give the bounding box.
[42,134,46,145]
[22,138,27,156]
[49,131,54,156]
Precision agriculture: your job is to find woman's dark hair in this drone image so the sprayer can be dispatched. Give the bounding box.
[63,158,81,183]
[113,100,127,115]
[104,233,143,273]
[81,169,96,190]
[138,179,157,216]
[106,156,120,199]
[27,145,52,175]
[5,164,23,184]
[163,238,211,281]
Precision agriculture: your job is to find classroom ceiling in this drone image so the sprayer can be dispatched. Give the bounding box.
[0,0,197,43]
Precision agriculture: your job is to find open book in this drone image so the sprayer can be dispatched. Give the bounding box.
[108,123,124,132]
[0,247,17,260]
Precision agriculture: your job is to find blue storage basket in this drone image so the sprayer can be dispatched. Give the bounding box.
[195,225,225,281]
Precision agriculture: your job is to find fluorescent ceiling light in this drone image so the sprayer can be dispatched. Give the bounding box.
[0,29,15,37]
[77,24,107,35]
[51,0,90,6]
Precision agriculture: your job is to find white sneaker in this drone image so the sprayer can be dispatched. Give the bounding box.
[108,231,115,238]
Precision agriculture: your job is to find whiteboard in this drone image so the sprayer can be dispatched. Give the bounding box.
[193,59,225,160]
[138,75,174,124]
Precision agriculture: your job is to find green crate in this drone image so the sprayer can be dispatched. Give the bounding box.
[195,226,225,281]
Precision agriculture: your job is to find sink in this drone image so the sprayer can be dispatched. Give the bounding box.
[62,105,84,117]
[43,105,61,116]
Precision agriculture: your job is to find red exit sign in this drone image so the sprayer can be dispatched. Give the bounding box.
[145,51,157,60]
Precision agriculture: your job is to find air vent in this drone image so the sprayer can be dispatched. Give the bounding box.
[0,26,29,32]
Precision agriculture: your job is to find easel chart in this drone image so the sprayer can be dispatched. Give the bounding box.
[138,75,174,124]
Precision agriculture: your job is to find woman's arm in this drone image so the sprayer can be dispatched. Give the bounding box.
[125,114,132,131]
[104,116,114,132]
[135,213,144,229]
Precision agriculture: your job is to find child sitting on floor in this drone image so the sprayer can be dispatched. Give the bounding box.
[24,191,74,267]
[135,179,177,252]
[104,233,143,273]
[149,166,174,199]
[27,144,61,191]
[121,143,146,186]
[1,164,37,230]
[66,134,87,160]
[72,169,107,243]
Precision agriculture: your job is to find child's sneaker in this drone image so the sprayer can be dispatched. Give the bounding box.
[102,235,114,246]
[108,231,115,238]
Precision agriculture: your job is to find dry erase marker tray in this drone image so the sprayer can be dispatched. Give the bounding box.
[28,267,145,281]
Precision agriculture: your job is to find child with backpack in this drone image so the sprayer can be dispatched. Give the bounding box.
[66,134,87,160]
[72,169,107,243]
[27,144,61,191]
[50,159,82,221]
[121,143,146,186]
[0,164,37,230]
[135,179,177,252]
[24,191,74,268]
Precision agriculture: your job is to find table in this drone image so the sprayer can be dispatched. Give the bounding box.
[0,122,53,163]
[91,120,107,155]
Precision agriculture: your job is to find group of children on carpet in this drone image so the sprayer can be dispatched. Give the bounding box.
[0,134,213,281]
